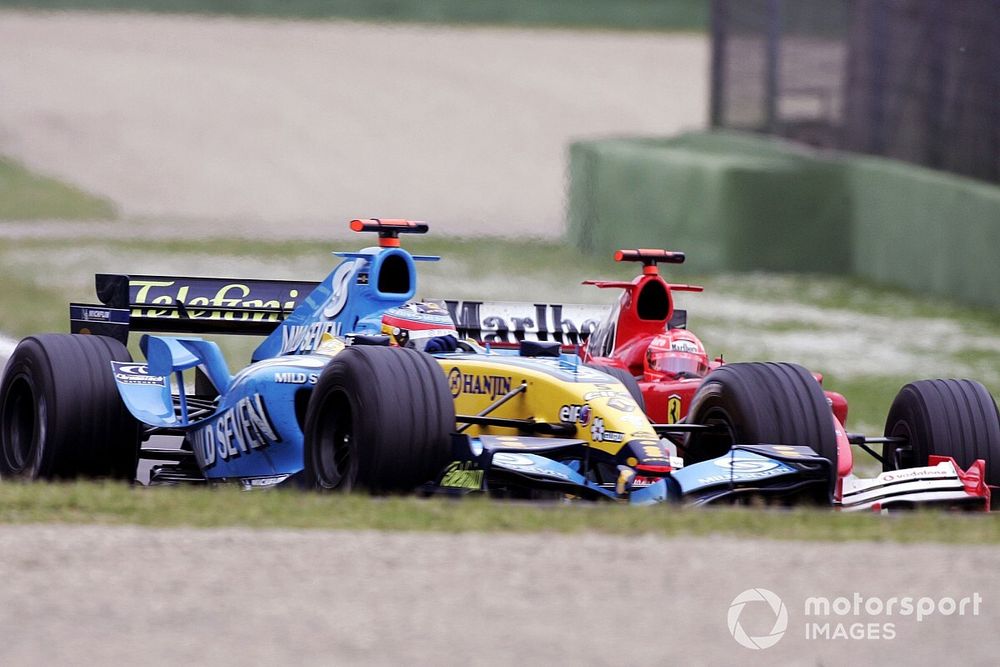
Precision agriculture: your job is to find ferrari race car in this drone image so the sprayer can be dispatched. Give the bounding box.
[0,220,996,510]
[575,248,1000,510]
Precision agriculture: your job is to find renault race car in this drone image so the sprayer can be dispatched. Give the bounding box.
[0,220,996,509]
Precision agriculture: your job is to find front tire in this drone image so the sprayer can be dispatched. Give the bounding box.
[882,379,1000,486]
[0,334,140,480]
[302,346,454,492]
[684,362,838,491]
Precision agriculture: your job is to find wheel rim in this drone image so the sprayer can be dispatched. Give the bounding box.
[313,391,355,490]
[1,375,44,476]
[687,405,738,463]
[885,420,916,470]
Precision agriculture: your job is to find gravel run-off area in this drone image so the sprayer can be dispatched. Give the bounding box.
[1,525,998,666]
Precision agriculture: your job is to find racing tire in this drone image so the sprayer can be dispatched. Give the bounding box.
[684,362,838,487]
[0,334,140,480]
[882,379,1000,487]
[585,363,645,412]
[303,345,455,493]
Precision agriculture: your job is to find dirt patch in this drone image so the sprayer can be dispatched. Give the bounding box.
[0,11,707,238]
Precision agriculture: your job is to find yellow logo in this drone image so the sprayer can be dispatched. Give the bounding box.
[667,395,683,423]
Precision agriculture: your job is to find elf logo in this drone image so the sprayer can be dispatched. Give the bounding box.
[558,404,592,425]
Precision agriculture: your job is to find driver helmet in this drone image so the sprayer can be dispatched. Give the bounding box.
[645,329,709,380]
[381,302,458,352]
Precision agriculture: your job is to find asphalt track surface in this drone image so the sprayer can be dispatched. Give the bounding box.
[0,10,707,238]
[1,525,998,666]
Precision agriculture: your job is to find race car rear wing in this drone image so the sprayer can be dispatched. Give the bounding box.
[437,299,687,348]
[70,273,320,343]
[69,274,684,347]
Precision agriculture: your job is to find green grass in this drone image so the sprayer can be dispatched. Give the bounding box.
[0,0,709,32]
[1,481,999,543]
[0,156,116,220]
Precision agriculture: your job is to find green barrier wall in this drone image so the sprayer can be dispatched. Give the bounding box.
[567,132,1000,308]
[847,156,1000,309]
[567,133,852,274]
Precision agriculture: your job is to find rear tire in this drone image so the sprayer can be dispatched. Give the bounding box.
[882,379,1000,486]
[303,346,454,492]
[684,362,838,490]
[0,334,140,480]
[585,363,645,411]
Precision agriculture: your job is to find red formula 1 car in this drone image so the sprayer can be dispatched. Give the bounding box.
[575,249,1000,510]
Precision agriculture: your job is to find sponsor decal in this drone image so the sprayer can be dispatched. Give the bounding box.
[618,414,647,426]
[83,308,111,321]
[879,467,956,483]
[492,452,536,467]
[767,444,806,457]
[607,397,635,413]
[440,461,484,490]
[492,453,571,480]
[321,261,357,319]
[671,340,700,354]
[558,404,592,425]
[274,372,319,385]
[191,393,281,469]
[440,300,604,346]
[590,417,624,444]
[111,362,166,387]
[714,458,780,473]
[315,334,346,357]
[583,389,633,402]
[667,395,683,423]
[240,475,291,489]
[641,444,669,460]
[696,457,787,485]
[447,368,513,400]
[356,272,369,285]
[130,278,304,321]
[280,321,342,354]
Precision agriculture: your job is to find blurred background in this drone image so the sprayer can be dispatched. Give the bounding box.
[1,0,999,434]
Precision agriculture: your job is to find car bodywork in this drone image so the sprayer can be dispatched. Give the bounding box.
[26,221,994,510]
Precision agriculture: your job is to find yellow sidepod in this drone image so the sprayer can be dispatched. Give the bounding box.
[435,354,660,459]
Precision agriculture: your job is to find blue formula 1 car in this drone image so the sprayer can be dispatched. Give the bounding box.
[2,219,979,508]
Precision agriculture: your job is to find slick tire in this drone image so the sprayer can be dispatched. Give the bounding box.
[684,362,838,488]
[882,379,1000,486]
[303,345,455,493]
[0,334,140,480]
[585,363,646,412]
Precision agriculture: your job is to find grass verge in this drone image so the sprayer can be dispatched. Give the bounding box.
[1,481,999,544]
[0,0,709,32]
[0,156,116,220]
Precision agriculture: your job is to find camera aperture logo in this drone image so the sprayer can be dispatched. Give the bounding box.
[727,588,788,650]
[727,588,983,648]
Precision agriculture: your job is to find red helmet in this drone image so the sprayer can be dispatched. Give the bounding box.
[381,302,458,352]
[645,329,709,380]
